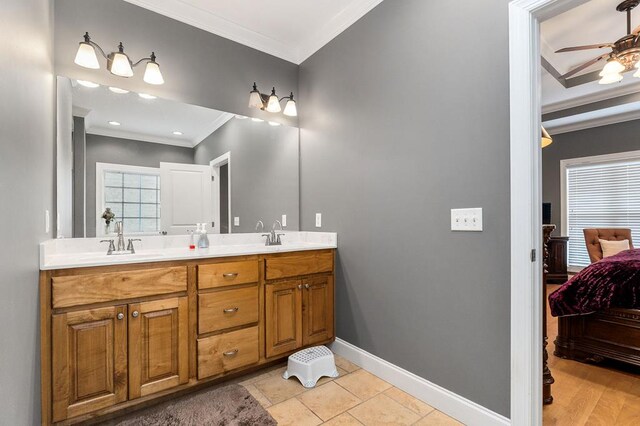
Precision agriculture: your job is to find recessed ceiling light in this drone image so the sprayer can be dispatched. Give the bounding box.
[108,121,121,126]
[251,118,264,122]
[172,131,183,135]
[235,115,248,119]
[77,80,99,88]
[109,87,129,94]
[268,121,281,126]
[138,93,156,100]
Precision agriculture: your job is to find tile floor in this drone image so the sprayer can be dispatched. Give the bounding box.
[237,354,464,425]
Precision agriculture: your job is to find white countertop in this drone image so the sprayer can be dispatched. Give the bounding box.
[40,232,337,270]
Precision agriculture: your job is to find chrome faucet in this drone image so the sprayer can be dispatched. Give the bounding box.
[261,220,285,246]
[255,220,265,233]
[100,221,141,255]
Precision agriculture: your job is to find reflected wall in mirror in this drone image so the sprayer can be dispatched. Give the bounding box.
[56,76,299,238]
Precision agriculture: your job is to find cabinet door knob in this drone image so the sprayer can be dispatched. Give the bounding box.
[132,310,139,318]
[117,313,124,320]
[297,284,302,290]
[304,284,310,290]
[223,307,239,314]
[223,349,238,357]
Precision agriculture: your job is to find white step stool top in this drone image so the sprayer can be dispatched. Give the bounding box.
[283,346,339,388]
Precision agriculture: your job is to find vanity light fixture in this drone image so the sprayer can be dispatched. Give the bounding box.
[108,87,129,94]
[108,121,121,126]
[74,32,164,84]
[247,83,297,117]
[77,80,100,88]
[138,93,156,100]
[172,131,183,135]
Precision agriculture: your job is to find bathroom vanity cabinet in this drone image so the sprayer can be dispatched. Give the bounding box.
[40,249,335,425]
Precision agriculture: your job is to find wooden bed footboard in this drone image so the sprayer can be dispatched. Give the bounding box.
[555,308,640,366]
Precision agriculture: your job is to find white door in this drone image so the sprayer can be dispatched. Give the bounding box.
[160,162,215,235]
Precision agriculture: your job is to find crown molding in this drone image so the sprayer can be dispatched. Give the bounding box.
[543,106,640,135]
[87,127,195,148]
[542,80,640,114]
[124,0,385,65]
[295,0,385,63]
[193,112,234,146]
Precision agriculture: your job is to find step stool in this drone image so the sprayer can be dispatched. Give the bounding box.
[282,346,339,388]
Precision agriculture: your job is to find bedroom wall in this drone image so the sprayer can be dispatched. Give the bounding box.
[85,133,194,237]
[0,0,55,423]
[298,0,511,417]
[543,120,640,235]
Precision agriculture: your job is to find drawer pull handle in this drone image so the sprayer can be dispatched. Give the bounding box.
[222,273,239,278]
[223,349,239,357]
[223,307,239,314]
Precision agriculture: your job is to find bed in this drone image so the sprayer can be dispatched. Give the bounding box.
[551,229,640,366]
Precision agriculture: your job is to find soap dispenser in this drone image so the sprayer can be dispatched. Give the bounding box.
[198,223,210,249]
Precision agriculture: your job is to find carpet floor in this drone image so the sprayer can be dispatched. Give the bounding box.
[100,384,276,426]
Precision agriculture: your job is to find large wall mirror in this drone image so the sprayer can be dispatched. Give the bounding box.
[56,76,299,238]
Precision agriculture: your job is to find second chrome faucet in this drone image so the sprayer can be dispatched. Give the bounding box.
[261,220,285,246]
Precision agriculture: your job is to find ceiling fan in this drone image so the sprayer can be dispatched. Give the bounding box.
[556,0,640,84]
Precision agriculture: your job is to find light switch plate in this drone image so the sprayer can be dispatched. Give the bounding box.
[234,216,240,227]
[451,208,483,231]
[282,214,287,227]
[315,213,322,228]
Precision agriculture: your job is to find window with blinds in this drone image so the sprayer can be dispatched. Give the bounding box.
[566,157,640,267]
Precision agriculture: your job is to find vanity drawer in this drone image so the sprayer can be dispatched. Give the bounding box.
[265,251,334,280]
[198,260,259,289]
[197,326,259,379]
[198,286,259,334]
[52,267,187,308]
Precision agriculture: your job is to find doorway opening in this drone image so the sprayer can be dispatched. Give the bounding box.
[211,152,231,234]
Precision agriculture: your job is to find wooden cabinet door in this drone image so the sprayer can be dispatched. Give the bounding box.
[52,305,127,422]
[128,297,188,399]
[303,275,335,346]
[265,280,303,358]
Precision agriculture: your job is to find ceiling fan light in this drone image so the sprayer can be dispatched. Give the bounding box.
[599,59,625,76]
[74,42,100,69]
[283,93,297,117]
[599,73,623,84]
[266,88,281,113]
[143,60,164,85]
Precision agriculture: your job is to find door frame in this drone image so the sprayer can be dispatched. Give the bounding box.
[210,152,232,234]
[508,0,589,424]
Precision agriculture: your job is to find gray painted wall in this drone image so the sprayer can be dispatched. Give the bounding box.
[54,0,299,127]
[543,120,640,235]
[73,116,86,237]
[298,0,511,417]
[194,118,300,232]
[0,0,54,424]
[85,134,194,237]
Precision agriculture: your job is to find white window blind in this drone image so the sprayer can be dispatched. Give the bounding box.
[566,158,640,267]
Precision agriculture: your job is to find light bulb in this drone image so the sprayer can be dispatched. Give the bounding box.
[108,43,134,77]
[599,59,625,76]
[108,121,121,126]
[599,73,623,84]
[248,83,264,109]
[266,88,281,113]
[143,54,164,85]
[283,95,297,117]
[172,131,183,135]
[74,42,100,69]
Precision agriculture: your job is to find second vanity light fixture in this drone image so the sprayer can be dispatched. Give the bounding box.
[74,32,164,85]
[248,83,297,117]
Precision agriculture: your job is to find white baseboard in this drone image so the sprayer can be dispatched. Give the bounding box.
[329,338,510,426]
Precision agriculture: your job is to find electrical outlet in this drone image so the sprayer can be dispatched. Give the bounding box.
[234,216,240,227]
[282,214,287,227]
[451,208,483,232]
[315,213,322,228]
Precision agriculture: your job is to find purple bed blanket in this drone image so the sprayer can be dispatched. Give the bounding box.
[549,249,640,317]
